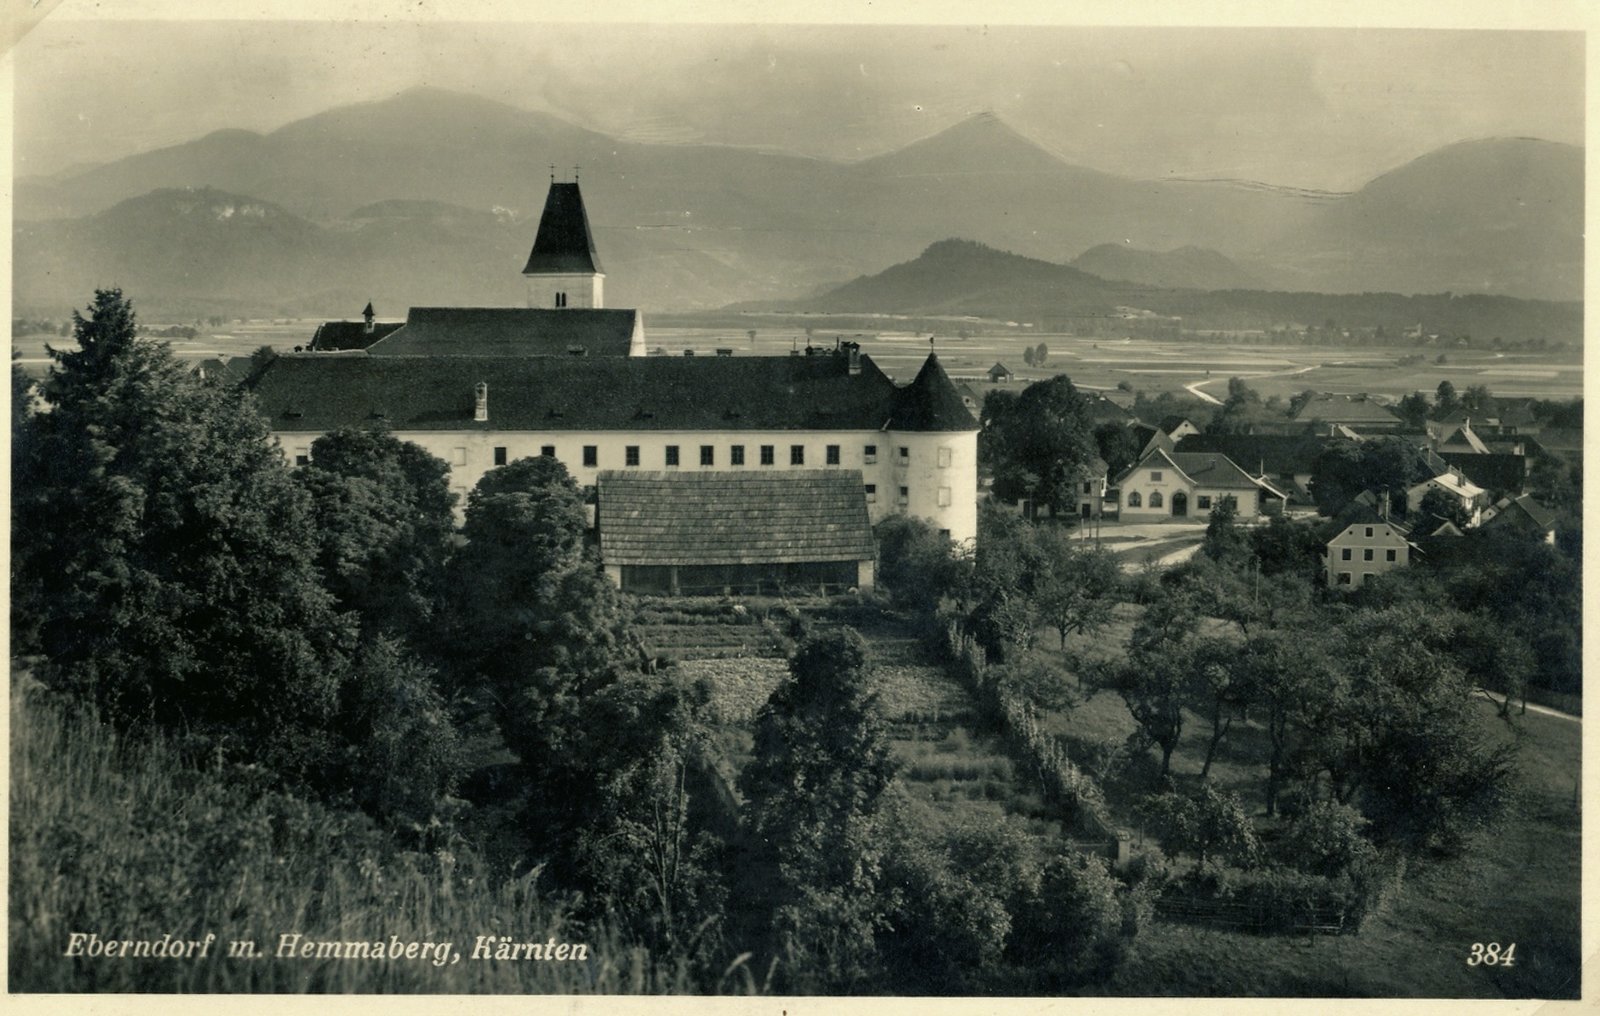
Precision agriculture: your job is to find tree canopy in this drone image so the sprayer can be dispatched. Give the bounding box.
[980,375,1099,516]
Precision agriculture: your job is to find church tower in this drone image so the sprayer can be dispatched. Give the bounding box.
[522,179,605,309]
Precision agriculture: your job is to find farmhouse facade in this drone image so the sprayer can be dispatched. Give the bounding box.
[248,178,981,572]
[1324,513,1414,589]
[1112,448,1285,520]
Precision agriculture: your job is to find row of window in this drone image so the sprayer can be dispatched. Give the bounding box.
[297,442,958,473]
[461,442,952,470]
[1340,547,1399,562]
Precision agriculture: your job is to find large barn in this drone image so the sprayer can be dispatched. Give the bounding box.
[248,178,979,589]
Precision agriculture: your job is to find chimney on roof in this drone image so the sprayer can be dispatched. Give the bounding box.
[474,382,489,422]
[846,341,861,375]
[362,301,375,335]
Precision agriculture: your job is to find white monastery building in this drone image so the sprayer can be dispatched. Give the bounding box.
[249,179,979,594]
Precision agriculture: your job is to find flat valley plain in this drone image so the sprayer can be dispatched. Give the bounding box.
[16,320,1579,405]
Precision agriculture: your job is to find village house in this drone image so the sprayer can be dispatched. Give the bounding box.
[1112,448,1286,520]
[1405,471,1488,527]
[1480,493,1558,544]
[247,178,981,590]
[1323,503,1416,589]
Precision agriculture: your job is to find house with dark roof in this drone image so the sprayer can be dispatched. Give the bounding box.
[1439,452,1526,498]
[1112,448,1285,520]
[988,362,1014,383]
[1480,494,1557,544]
[308,302,406,351]
[254,177,981,558]
[1290,393,1405,432]
[1174,433,1336,508]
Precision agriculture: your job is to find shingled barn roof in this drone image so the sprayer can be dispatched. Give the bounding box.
[596,470,876,566]
[365,307,639,357]
[247,350,987,433]
[522,182,603,275]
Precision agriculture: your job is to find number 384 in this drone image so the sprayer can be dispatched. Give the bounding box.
[1467,943,1517,967]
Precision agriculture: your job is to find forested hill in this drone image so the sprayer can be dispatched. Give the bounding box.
[745,239,1581,344]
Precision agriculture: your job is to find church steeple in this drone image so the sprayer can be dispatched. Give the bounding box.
[522,178,605,309]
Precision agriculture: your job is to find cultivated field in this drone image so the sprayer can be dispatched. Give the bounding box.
[14,320,1582,403]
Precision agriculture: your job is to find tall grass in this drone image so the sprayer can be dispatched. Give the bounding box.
[9,676,696,993]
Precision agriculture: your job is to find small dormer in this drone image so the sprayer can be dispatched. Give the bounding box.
[362,301,375,335]
[474,382,489,422]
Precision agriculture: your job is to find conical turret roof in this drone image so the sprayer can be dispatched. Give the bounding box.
[888,353,980,431]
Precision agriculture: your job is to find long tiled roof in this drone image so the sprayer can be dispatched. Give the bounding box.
[365,307,639,357]
[248,351,973,434]
[596,470,875,565]
[522,182,603,275]
[1175,433,1337,476]
[309,320,405,351]
[1291,393,1402,426]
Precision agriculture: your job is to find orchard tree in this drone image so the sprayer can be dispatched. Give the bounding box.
[1417,488,1472,530]
[874,514,969,613]
[1031,529,1119,652]
[1397,391,1431,428]
[741,630,898,991]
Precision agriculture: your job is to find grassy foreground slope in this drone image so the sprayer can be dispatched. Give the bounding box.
[8,672,693,993]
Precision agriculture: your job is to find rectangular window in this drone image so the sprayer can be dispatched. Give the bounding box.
[625,446,640,467]
[898,486,910,506]
[494,447,508,466]
[1386,549,1398,562]
[1365,527,1374,538]
[1363,548,1374,561]
[665,445,680,467]
[864,444,878,464]
[899,446,910,461]
[826,444,841,465]
[700,445,715,466]
[453,447,467,466]
[1364,573,1374,584]
[1338,572,1352,585]
[583,446,598,467]
[1083,482,1093,494]
[1151,470,1163,481]
[937,447,952,468]
[791,445,805,466]
[731,445,745,466]
[760,445,775,466]
[294,447,310,467]
[938,486,952,507]
[540,445,555,459]
[1198,495,1212,509]
[865,483,877,504]
[1341,548,1352,561]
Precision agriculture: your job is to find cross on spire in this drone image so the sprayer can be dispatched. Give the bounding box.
[549,164,555,183]
[573,165,581,182]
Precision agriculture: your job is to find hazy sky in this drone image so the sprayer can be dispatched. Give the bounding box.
[13,18,1585,191]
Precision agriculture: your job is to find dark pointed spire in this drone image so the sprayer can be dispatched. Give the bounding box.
[522,180,603,275]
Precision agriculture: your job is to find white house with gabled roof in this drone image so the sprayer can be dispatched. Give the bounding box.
[1112,448,1285,520]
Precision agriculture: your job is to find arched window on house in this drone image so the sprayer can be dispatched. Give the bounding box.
[1127,491,1142,508]
[1149,491,1164,509]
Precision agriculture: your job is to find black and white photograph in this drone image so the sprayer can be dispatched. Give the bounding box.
[6,1,1588,1004]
